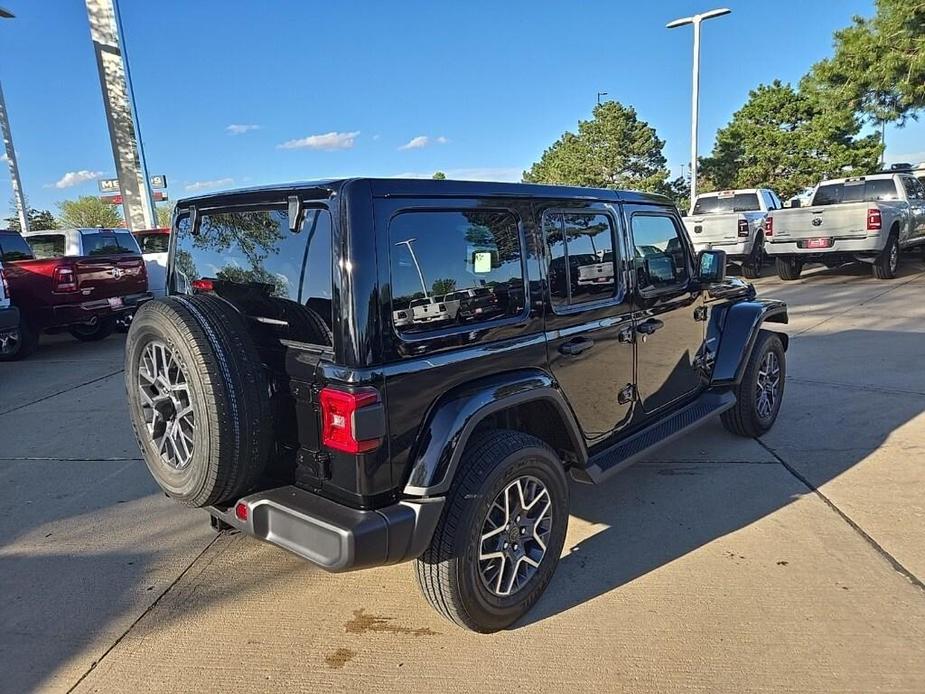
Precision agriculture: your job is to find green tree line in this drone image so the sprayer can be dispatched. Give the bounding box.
[5,196,173,232]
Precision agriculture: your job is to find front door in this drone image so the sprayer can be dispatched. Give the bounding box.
[540,203,635,443]
[624,206,705,414]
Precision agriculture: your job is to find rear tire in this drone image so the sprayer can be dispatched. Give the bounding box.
[741,236,764,279]
[125,295,272,507]
[872,230,900,280]
[0,316,39,361]
[776,257,803,281]
[415,430,569,632]
[69,316,116,342]
[721,330,786,438]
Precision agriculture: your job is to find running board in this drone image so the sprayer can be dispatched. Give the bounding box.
[575,391,736,485]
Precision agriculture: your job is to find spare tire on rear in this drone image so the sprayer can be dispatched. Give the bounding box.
[125,295,272,507]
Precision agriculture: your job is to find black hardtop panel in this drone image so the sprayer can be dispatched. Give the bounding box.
[176,178,674,209]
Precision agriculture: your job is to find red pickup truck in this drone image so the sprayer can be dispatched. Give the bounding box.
[0,228,151,360]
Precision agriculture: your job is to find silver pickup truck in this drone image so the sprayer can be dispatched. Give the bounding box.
[684,188,781,279]
[766,173,925,280]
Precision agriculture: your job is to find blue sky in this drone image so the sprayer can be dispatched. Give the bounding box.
[0,0,922,214]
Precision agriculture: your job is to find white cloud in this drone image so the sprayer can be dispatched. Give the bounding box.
[398,135,449,151]
[51,170,104,189]
[184,177,235,192]
[226,123,260,135]
[388,167,522,182]
[0,153,8,163]
[277,131,359,151]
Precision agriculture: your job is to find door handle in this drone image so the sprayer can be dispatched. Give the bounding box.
[637,319,664,336]
[559,337,594,356]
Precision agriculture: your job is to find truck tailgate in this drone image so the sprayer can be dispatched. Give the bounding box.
[684,213,741,244]
[75,255,148,299]
[772,203,870,241]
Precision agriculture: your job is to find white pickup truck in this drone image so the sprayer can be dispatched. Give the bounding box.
[765,173,925,280]
[684,188,781,279]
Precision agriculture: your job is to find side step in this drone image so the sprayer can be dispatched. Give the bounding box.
[575,391,736,484]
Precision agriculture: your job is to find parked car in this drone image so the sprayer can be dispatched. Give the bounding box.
[124,179,788,632]
[441,287,504,322]
[684,189,782,279]
[0,228,150,360]
[132,227,170,297]
[766,173,925,280]
[409,296,451,324]
[0,258,19,357]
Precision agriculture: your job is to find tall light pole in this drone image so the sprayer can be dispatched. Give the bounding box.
[597,91,608,106]
[395,239,429,297]
[667,8,731,203]
[0,7,29,232]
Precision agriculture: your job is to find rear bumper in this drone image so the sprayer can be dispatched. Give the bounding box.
[0,305,19,333]
[692,239,753,260]
[47,291,152,327]
[766,236,883,256]
[211,485,445,572]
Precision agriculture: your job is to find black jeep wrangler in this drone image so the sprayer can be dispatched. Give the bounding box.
[125,178,787,632]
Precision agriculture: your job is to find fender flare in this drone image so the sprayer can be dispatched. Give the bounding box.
[402,369,586,497]
[709,299,788,386]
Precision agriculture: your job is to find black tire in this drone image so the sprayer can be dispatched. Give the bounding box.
[776,256,803,281]
[741,236,764,279]
[125,295,272,507]
[69,316,116,342]
[872,230,900,280]
[721,330,786,438]
[415,430,569,633]
[0,315,39,361]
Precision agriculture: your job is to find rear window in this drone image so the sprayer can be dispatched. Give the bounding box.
[813,179,899,206]
[172,206,334,345]
[692,192,760,215]
[389,209,525,334]
[0,233,35,261]
[81,231,138,256]
[135,233,169,254]
[26,234,66,259]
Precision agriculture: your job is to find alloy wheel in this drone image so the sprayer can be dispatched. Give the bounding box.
[478,475,553,597]
[137,340,195,469]
[755,350,781,420]
[0,329,19,356]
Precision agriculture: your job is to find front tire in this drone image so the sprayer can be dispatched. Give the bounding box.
[776,257,803,281]
[872,231,900,280]
[415,430,569,632]
[721,330,786,438]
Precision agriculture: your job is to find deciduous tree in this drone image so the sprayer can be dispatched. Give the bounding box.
[57,196,124,228]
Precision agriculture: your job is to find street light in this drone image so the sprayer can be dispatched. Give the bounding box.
[395,238,429,297]
[0,7,29,232]
[667,7,731,204]
[597,91,608,106]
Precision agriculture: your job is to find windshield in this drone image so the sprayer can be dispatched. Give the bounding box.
[692,192,760,215]
[813,179,899,206]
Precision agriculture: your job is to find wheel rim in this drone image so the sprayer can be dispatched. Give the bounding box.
[755,350,781,420]
[478,475,553,597]
[889,240,899,273]
[137,340,195,469]
[0,329,19,356]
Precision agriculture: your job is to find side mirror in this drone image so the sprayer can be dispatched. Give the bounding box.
[698,250,726,284]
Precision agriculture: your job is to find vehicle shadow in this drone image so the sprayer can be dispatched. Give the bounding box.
[517,328,925,628]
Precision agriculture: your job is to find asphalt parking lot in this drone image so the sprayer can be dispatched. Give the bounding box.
[2,259,925,693]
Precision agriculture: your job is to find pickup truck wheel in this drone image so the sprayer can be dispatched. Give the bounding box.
[741,237,764,279]
[775,257,803,281]
[69,316,116,342]
[721,330,786,438]
[415,430,569,632]
[0,317,38,361]
[125,295,272,507]
[872,231,900,280]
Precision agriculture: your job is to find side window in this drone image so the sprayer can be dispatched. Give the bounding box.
[630,214,690,292]
[0,233,34,261]
[25,234,66,259]
[543,211,617,307]
[389,209,525,334]
[901,176,923,201]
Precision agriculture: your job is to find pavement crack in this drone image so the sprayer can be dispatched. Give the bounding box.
[755,437,925,595]
[0,369,125,417]
[65,533,222,693]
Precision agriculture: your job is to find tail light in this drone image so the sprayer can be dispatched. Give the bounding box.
[191,278,214,292]
[0,268,8,298]
[52,265,78,293]
[867,208,882,232]
[737,219,750,238]
[319,387,382,454]
[765,216,774,236]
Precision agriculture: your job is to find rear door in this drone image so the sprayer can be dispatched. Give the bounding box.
[899,176,925,239]
[625,206,705,414]
[75,231,147,300]
[540,202,635,442]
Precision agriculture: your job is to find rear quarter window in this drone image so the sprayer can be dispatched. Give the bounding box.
[388,209,526,334]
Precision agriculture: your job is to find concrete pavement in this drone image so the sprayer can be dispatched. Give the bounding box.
[1,258,924,693]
